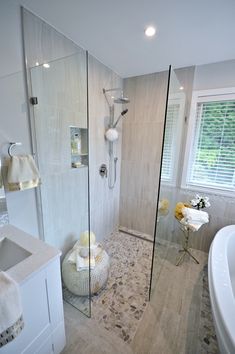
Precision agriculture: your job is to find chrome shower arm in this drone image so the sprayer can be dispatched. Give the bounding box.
[103,88,122,93]
[103,88,113,108]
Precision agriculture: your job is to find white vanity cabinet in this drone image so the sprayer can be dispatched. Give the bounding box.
[0,225,66,354]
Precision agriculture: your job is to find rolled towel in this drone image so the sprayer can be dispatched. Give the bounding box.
[0,272,24,347]
[76,253,95,271]
[7,155,41,191]
[67,243,100,263]
[181,207,209,231]
[67,241,103,272]
[182,208,209,223]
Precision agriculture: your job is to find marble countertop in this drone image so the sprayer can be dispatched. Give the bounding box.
[0,224,61,285]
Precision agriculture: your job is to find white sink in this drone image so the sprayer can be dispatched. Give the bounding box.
[0,237,31,271]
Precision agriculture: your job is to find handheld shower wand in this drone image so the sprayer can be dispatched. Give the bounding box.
[113,109,128,128]
[102,88,130,189]
[105,109,129,141]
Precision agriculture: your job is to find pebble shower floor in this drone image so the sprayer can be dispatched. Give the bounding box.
[63,232,218,352]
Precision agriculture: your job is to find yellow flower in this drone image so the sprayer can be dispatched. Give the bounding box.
[174,202,191,220]
[158,198,169,217]
[159,198,169,211]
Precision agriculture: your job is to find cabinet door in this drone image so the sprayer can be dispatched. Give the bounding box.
[46,258,66,353]
[36,337,53,354]
[0,270,50,354]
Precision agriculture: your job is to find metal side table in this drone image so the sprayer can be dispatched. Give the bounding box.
[175,220,200,266]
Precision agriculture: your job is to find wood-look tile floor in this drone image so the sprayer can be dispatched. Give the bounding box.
[132,241,218,354]
[62,302,133,354]
[62,238,218,354]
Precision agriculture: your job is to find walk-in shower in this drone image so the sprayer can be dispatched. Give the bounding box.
[103,88,130,189]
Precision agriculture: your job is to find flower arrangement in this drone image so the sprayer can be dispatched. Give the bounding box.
[190,194,210,210]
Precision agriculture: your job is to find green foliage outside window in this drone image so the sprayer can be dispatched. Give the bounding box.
[192,100,235,187]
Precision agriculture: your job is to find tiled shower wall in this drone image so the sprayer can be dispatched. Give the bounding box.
[1,5,122,251]
[88,55,123,242]
[120,71,168,237]
[23,9,89,254]
[23,10,123,250]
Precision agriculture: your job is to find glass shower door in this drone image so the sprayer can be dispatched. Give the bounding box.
[150,66,186,297]
[29,51,91,317]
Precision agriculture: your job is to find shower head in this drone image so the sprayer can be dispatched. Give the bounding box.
[103,87,130,106]
[114,96,130,104]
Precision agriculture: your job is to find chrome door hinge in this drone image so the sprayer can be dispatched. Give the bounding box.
[30,97,38,105]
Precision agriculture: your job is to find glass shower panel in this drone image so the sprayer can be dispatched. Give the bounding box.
[30,52,91,317]
[150,67,186,297]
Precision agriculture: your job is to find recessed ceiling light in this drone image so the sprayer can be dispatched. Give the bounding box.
[35,62,39,66]
[145,26,156,37]
[179,86,184,90]
[43,63,50,68]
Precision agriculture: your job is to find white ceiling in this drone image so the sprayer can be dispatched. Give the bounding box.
[19,0,235,78]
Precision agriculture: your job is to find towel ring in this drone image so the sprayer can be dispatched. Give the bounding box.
[8,142,22,157]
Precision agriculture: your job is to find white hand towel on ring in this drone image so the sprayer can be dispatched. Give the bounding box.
[7,155,41,191]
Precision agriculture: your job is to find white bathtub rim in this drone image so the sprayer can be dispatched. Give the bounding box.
[209,224,235,352]
[209,251,234,353]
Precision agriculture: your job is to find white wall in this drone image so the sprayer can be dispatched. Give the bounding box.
[0,1,39,237]
[193,59,235,90]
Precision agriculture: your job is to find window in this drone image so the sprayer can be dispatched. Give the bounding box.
[161,94,185,184]
[183,88,235,193]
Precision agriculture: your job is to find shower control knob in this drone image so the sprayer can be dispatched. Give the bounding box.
[30,97,38,105]
[99,164,108,178]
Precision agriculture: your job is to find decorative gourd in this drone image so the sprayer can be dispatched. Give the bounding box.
[79,230,96,247]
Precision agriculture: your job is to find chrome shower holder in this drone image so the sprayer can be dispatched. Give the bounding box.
[103,87,130,189]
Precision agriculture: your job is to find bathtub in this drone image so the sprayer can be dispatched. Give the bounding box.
[208,225,235,354]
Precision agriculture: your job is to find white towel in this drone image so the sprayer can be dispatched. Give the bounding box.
[67,242,102,271]
[7,155,41,191]
[0,272,23,335]
[181,207,209,231]
[76,253,95,271]
[182,208,209,223]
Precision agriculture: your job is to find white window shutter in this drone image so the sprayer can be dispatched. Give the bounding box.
[161,103,181,181]
[188,99,235,191]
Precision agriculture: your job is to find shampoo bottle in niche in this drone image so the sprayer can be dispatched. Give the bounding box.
[74,133,81,154]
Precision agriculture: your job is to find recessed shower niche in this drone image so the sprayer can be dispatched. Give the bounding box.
[70,126,88,168]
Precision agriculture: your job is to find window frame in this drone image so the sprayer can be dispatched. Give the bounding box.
[161,92,185,186]
[181,87,235,197]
